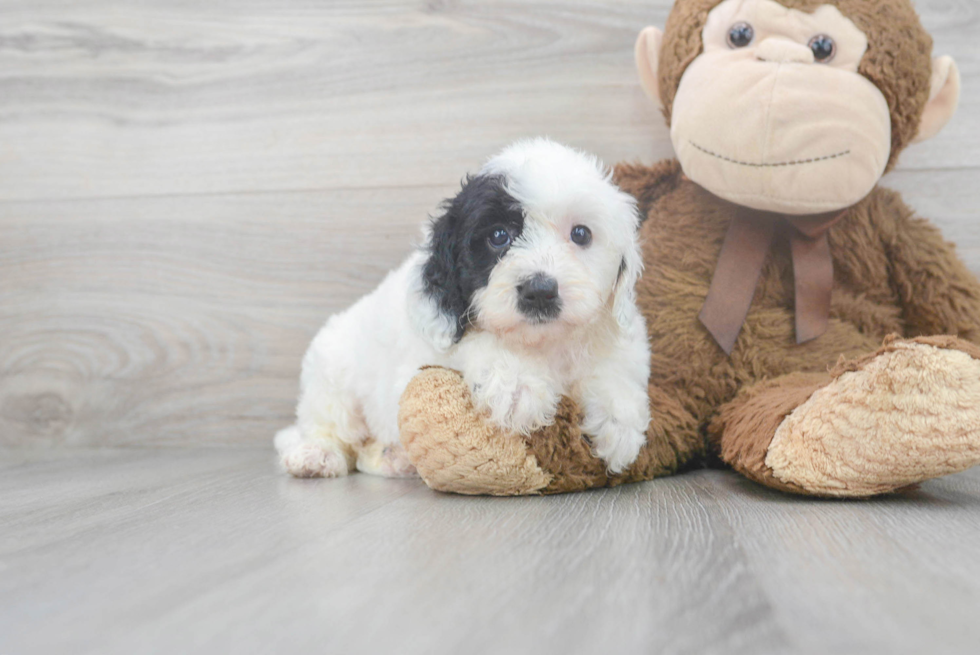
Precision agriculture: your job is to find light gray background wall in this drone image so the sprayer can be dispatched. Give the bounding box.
[1,0,977,448]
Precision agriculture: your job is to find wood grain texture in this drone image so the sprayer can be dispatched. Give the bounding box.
[0,0,973,203]
[0,0,978,447]
[0,186,445,446]
[2,5,979,652]
[0,0,675,202]
[1,449,979,655]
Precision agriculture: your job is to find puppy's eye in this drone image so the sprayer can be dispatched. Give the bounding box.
[570,225,592,247]
[727,22,754,49]
[488,227,511,249]
[808,35,836,63]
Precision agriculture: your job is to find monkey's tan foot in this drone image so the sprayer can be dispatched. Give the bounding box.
[354,439,418,478]
[715,337,980,497]
[769,337,980,496]
[398,368,554,495]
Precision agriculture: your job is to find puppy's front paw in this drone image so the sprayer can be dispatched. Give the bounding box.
[587,419,646,474]
[468,371,559,435]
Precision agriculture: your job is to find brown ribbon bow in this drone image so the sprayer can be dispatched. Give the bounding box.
[699,205,847,355]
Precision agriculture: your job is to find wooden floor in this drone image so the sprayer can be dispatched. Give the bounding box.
[1,449,979,654]
[2,1,980,653]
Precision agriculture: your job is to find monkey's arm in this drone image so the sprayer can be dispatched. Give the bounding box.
[880,189,980,343]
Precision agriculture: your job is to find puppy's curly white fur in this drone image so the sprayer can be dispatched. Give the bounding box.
[275,139,651,477]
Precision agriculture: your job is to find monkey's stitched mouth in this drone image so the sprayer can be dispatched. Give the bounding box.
[689,141,850,168]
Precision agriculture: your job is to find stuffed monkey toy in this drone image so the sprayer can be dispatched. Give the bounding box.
[398,0,980,497]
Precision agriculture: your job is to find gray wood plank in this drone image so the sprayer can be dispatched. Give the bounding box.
[2,449,979,655]
[0,0,674,202]
[0,186,441,447]
[704,471,980,654]
[885,168,980,265]
[0,0,974,203]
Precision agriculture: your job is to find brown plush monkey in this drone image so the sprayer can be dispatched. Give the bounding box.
[398,0,980,497]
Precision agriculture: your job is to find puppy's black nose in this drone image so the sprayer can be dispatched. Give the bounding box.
[517,274,561,321]
[518,274,559,304]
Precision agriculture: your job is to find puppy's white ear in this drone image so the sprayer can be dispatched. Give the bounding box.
[612,236,644,331]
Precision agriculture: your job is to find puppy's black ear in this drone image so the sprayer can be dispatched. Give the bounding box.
[411,175,477,348]
[409,173,519,350]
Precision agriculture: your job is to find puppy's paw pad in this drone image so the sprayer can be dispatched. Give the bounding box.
[281,443,348,478]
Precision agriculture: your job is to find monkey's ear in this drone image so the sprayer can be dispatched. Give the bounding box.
[635,27,663,108]
[914,56,961,144]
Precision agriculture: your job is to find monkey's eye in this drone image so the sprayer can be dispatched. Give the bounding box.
[570,225,592,247]
[488,227,512,249]
[808,35,836,63]
[727,22,754,49]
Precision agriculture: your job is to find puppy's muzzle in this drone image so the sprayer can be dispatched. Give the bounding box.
[516,273,562,322]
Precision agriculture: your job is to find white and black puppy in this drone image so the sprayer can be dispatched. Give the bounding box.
[275,138,650,478]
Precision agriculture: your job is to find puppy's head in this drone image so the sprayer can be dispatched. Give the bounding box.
[415,138,642,349]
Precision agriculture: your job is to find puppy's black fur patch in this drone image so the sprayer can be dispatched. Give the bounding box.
[422,174,524,342]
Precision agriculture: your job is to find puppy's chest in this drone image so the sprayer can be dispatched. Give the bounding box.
[505,339,600,393]
[544,344,610,399]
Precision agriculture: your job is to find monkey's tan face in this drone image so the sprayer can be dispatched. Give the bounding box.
[670,0,891,215]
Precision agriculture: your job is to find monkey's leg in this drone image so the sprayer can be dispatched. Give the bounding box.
[398,367,703,496]
[711,336,980,497]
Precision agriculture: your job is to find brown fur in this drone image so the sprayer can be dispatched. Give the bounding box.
[526,382,706,494]
[625,165,980,485]
[399,163,980,496]
[708,372,829,495]
[658,0,933,172]
[396,1,980,497]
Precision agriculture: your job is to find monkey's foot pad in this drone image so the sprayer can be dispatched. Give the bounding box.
[768,336,980,497]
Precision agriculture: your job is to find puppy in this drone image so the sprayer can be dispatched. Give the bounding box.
[275,138,651,478]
